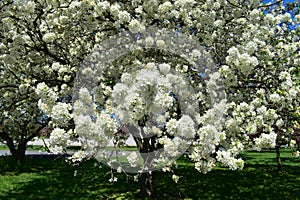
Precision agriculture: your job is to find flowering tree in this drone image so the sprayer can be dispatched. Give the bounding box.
[1,0,299,197]
[0,96,49,160]
[221,1,300,170]
[0,0,97,159]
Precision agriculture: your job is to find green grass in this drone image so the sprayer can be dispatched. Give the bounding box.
[0,149,299,200]
[0,144,138,151]
[0,144,46,151]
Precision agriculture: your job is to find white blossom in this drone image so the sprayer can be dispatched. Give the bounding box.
[254,132,277,151]
[42,33,56,43]
[127,152,139,167]
[172,174,180,183]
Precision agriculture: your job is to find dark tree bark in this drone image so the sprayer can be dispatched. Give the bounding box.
[0,125,47,161]
[275,144,282,172]
[13,142,27,161]
[0,131,24,161]
[129,94,180,198]
[1,132,26,161]
[139,171,155,198]
[133,135,157,198]
[131,124,158,198]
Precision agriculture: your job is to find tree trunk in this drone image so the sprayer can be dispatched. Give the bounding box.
[15,142,26,161]
[5,136,26,162]
[275,144,282,172]
[138,172,155,198]
[132,132,157,197]
[0,125,46,162]
[129,115,164,198]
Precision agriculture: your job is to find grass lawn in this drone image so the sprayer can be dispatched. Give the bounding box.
[0,145,47,151]
[0,149,299,200]
[0,144,138,152]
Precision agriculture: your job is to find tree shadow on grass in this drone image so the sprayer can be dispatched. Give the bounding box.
[0,155,300,200]
[170,164,300,200]
[0,156,140,199]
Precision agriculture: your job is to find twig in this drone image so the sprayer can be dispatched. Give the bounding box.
[257,0,283,8]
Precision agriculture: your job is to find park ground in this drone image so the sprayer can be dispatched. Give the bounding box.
[0,147,300,199]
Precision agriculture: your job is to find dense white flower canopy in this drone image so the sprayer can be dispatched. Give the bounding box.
[0,0,299,174]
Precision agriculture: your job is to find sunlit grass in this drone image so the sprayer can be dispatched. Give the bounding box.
[0,148,299,199]
[0,144,46,151]
[0,144,138,151]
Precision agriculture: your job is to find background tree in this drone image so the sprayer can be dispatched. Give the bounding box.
[221,0,300,171]
[0,0,95,160]
[0,98,48,161]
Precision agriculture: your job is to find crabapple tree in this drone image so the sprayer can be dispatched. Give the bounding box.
[0,0,299,197]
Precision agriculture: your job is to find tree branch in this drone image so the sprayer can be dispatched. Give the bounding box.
[257,0,283,8]
[226,0,243,9]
